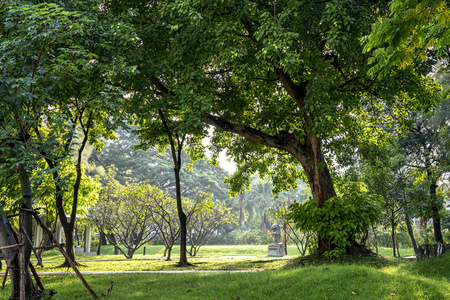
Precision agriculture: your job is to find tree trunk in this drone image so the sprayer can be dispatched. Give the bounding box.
[391,217,397,257]
[432,214,444,244]
[0,213,23,300]
[127,248,134,259]
[204,114,339,254]
[238,192,245,229]
[428,172,443,243]
[372,227,379,255]
[158,109,189,266]
[166,246,172,261]
[0,171,38,299]
[61,223,77,266]
[18,169,38,299]
[96,234,102,256]
[46,162,78,266]
[404,210,418,256]
[97,231,106,255]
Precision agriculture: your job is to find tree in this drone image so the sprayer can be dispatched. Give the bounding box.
[398,112,449,243]
[186,194,235,256]
[0,1,97,297]
[89,169,159,259]
[105,0,441,254]
[148,193,181,261]
[88,128,230,201]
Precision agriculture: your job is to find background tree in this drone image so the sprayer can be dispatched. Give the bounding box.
[88,128,230,200]
[185,194,235,257]
[89,168,159,259]
[149,193,181,261]
[398,111,449,243]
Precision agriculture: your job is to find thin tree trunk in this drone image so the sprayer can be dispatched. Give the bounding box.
[372,227,379,255]
[166,246,172,261]
[158,109,189,266]
[238,193,245,229]
[391,218,396,257]
[96,232,104,255]
[404,210,418,256]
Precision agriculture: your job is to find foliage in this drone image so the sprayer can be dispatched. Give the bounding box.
[288,183,383,257]
[365,0,450,74]
[34,161,99,223]
[88,128,230,201]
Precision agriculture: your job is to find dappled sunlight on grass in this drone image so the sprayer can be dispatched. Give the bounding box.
[3,254,450,299]
[5,247,449,299]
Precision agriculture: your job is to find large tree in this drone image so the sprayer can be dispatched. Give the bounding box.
[107,0,440,253]
[0,1,95,297]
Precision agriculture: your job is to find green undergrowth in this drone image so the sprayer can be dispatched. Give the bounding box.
[2,253,449,299]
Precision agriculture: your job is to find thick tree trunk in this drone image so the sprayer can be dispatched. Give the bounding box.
[127,248,134,259]
[204,114,341,254]
[432,214,444,244]
[61,223,77,264]
[0,172,38,299]
[0,213,22,300]
[18,169,39,299]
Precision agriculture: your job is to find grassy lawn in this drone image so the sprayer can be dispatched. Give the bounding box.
[1,253,448,300]
[31,244,301,262]
[2,245,447,299]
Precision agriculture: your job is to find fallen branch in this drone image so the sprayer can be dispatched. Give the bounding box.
[28,263,44,291]
[20,225,42,267]
[107,281,114,297]
[1,268,8,290]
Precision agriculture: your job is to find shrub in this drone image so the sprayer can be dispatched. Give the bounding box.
[288,182,383,256]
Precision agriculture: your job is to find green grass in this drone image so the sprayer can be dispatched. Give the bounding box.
[2,252,449,300]
[4,245,445,300]
[374,247,416,257]
[33,244,301,262]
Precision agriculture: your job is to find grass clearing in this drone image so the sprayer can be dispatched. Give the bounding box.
[35,244,301,262]
[3,245,444,299]
[2,253,449,300]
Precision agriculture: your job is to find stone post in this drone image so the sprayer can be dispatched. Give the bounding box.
[84,225,91,253]
[33,221,43,248]
[268,224,285,257]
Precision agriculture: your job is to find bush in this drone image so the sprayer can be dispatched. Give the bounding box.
[288,182,383,256]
